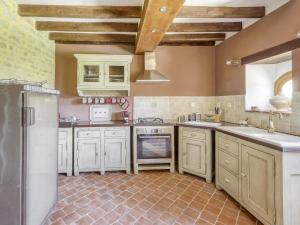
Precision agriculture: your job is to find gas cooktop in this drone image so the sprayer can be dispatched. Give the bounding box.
[134,117,173,126]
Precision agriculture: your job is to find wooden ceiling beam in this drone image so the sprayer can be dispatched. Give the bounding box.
[18,5,141,18]
[49,33,136,44]
[162,33,225,42]
[178,6,265,18]
[135,0,185,54]
[168,22,242,32]
[36,21,138,32]
[160,41,215,46]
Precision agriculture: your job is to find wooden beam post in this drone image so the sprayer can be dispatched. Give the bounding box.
[135,0,185,54]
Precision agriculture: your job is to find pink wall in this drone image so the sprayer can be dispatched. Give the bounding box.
[55,44,215,120]
[215,0,300,96]
[58,97,133,121]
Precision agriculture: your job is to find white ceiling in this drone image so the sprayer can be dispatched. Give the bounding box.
[16,0,290,44]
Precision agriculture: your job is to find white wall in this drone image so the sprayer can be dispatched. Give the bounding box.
[245,60,292,111]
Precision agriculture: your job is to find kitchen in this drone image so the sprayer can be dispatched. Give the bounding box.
[0,0,300,225]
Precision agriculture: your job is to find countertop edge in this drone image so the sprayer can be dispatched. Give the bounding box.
[216,128,287,152]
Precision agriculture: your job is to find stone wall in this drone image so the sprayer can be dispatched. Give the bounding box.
[0,0,55,87]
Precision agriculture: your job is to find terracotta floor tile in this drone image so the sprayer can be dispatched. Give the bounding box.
[74,215,93,225]
[135,216,152,225]
[47,172,259,225]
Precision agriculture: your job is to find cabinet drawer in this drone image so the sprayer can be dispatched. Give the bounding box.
[218,136,239,156]
[182,129,205,140]
[59,131,68,140]
[77,130,101,138]
[104,129,126,137]
[218,167,239,197]
[219,150,239,174]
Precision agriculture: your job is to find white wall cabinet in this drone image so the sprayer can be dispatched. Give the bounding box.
[58,128,73,176]
[74,54,133,97]
[178,127,214,183]
[216,131,300,225]
[74,127,130,176]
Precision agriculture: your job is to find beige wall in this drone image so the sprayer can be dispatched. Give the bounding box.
[55,44,215,97]
[0,0,55,87]
[215,0,300,96]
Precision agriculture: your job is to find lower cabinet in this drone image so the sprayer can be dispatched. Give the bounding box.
[74,127,130,176]
[58,128,73,176]
[178,127,214,183]
[104,138,130,174]
[216,131,300,225]
[182,139,206,175]
[76,139,101,175]
[241,145,275,224]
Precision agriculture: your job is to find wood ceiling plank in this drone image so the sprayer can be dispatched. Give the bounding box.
[49,33,136,43]
[135,0,185,54]
[36,21,138,32]
[168,22,242,32]
[178,6,265,18]
[18,5,141,18]
[162,33,225,42]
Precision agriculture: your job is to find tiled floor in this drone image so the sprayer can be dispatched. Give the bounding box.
[46,171,262,225]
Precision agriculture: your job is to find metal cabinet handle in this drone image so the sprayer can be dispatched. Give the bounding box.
[225,178,230,183]
[241,173,247,177]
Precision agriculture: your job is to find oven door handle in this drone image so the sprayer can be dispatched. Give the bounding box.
[139,136,171,139]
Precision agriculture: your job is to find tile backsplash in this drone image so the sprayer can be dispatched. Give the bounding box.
[133,94,300,136]
[133,96,215,121]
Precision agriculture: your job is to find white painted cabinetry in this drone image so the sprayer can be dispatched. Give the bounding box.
[74,127,130,176]
[216,131,300,225]
[58,128,73,176]
[74,54,133,96]
[178,127,214,183]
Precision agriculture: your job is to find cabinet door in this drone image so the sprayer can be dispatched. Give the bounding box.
[77,139,101,170]
[58,140,67,172]
[241,145,275,224]
[104,138,127,168]
[182,139,206,174]
[104,63,128,87]
[78,61,104,86]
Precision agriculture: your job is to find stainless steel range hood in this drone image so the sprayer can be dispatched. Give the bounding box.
[136,52,170,83]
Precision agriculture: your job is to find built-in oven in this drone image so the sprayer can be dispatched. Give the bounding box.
[137,132,172,159]
[134,126,174,166]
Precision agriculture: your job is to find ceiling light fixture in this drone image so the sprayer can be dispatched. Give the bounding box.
[159,6,168,13]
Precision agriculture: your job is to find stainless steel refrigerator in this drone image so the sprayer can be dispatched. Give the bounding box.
[0,83,59,225]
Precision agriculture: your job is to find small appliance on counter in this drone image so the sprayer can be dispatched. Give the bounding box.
[89,105,112,122]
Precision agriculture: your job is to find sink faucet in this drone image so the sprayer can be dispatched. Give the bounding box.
[267,111,283,133]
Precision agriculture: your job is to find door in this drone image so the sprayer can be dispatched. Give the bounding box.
[77,139,101,170]
[58,140,67,172]
[182,139,206,174]
[78,61,104,87]
[241,145,275,224]
[23,92,58,225]
[104,62,128,87]
[104,139,127,168]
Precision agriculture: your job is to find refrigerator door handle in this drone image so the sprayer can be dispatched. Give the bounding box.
[29,107,35,126]
[23,107,35,126]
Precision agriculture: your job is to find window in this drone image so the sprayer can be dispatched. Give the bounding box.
[274,71,293,99]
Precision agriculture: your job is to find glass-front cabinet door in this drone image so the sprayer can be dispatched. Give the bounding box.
[104,62,128,87]
[78,62,104,86]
